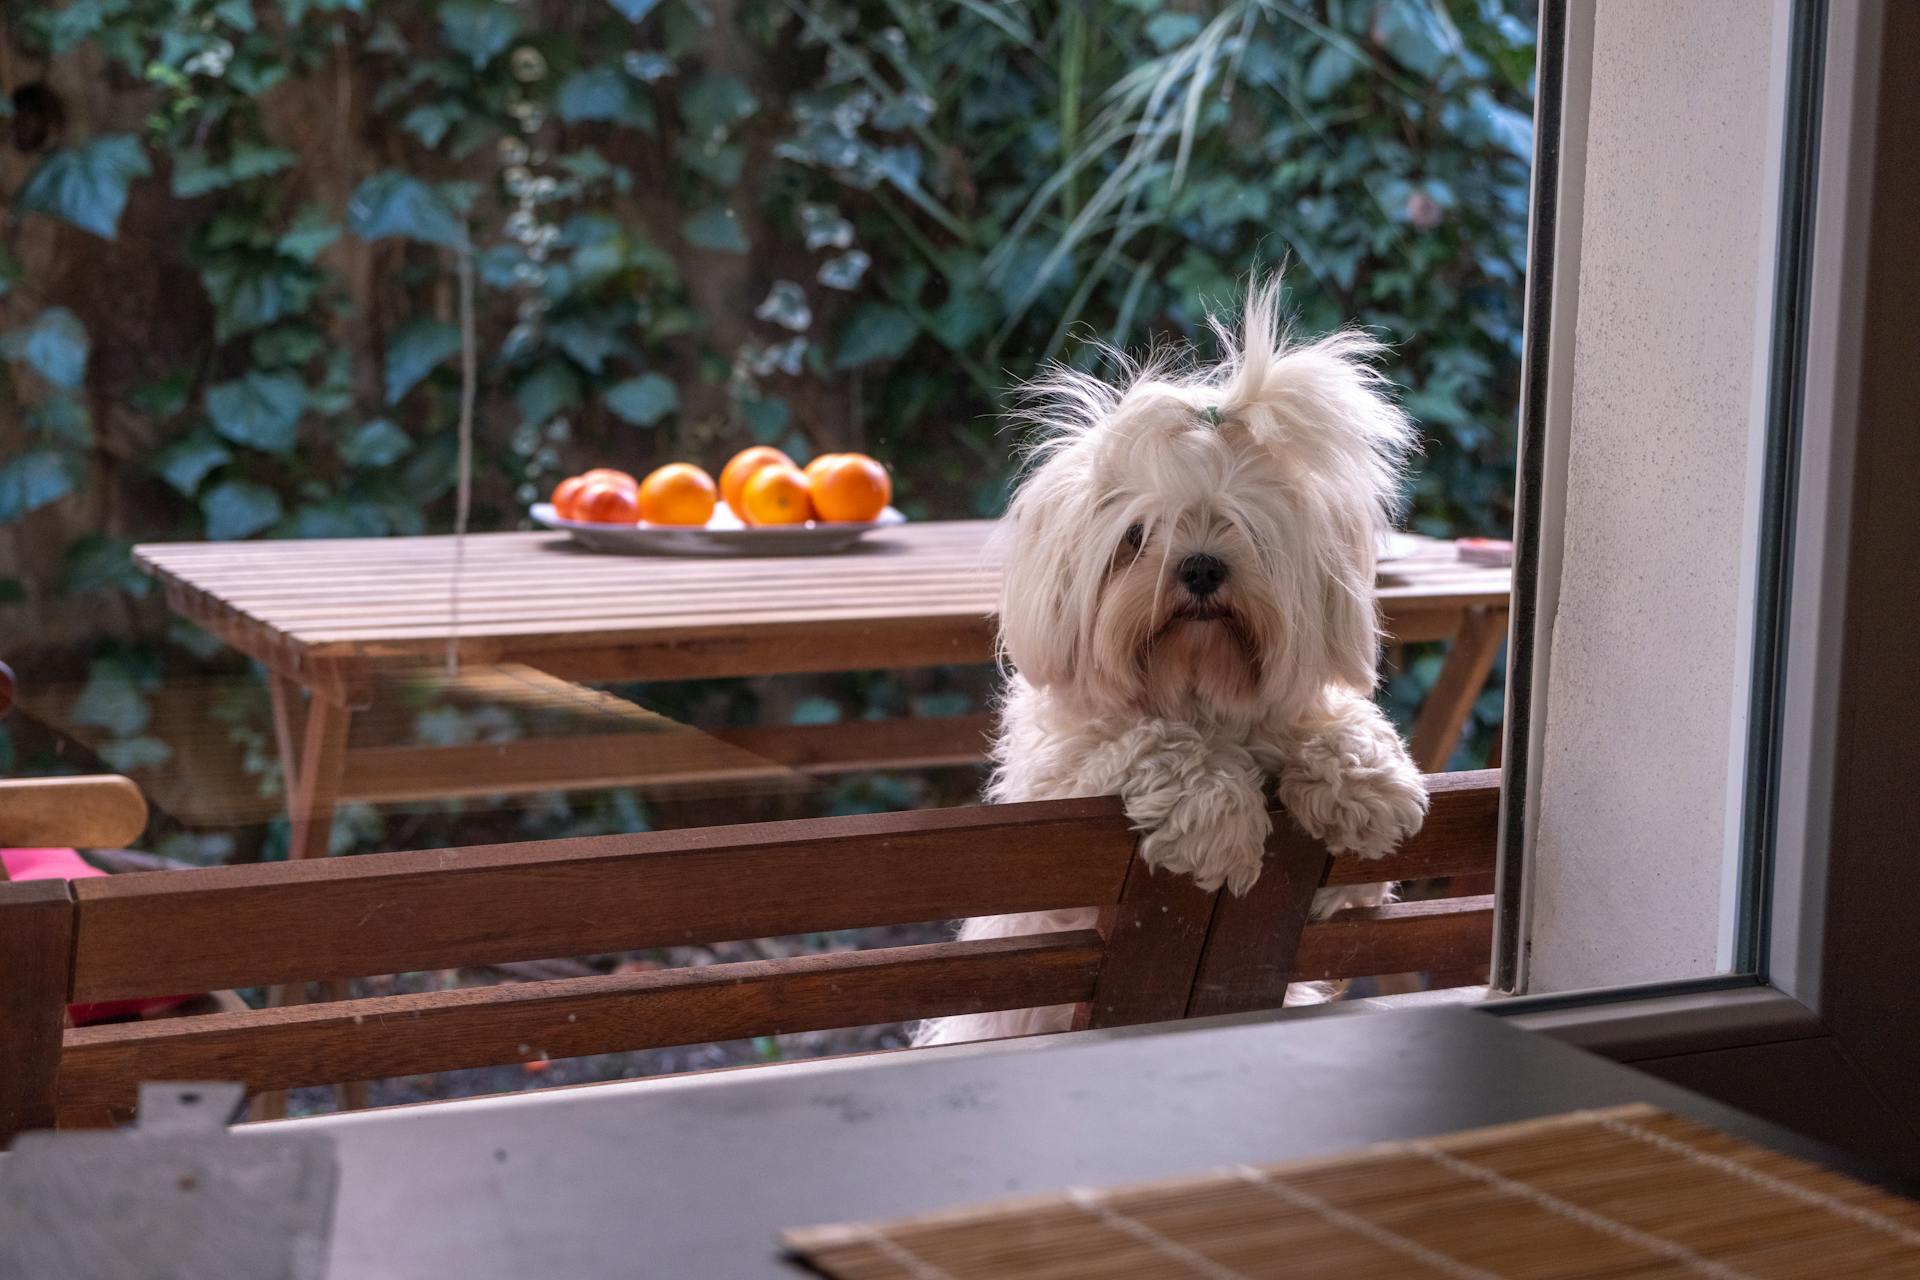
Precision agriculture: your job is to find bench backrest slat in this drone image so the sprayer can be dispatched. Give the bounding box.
[67,772,1500,1004]
[1292,896,1497,981]
[56,931,1105,1123]
[68,797,1135,1002]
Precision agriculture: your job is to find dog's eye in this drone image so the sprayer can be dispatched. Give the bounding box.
[1122,523,1144,551]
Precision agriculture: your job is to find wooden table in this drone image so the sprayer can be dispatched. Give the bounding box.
[135,521,1510,866]
[253,1006,1898,1279]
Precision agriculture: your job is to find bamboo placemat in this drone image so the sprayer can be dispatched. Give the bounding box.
[784,1104,1920,1279]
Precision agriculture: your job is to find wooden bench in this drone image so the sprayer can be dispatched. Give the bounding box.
[0,771,1497,1144]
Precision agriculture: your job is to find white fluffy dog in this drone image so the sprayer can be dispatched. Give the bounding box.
[916,282,1429,1046]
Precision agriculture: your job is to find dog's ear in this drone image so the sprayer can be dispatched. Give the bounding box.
[1213,278,1412,693]
[1316,507,1386,692]
[993,451,1085,689]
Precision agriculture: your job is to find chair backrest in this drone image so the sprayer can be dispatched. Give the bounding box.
[0,659,151,855]
[0,770,1497,1141]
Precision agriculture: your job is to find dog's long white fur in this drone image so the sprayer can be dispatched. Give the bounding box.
[916,281,1429,1046]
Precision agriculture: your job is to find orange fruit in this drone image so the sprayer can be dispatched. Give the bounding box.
[581,467,639,493]
[719,446,795,515]
[551,475,589,520]
[637,462,718,526]
[803,453,844,487]
[740,463,813,526]
[574,479,641,525]
[811,453,891,523]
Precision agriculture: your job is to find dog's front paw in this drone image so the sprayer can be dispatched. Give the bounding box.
[1276,697,1429,858]
[1122,751,1270,895]
[1278,755,1426,858]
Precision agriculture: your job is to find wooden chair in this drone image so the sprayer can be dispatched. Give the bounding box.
[0,662,151,857]
[0,770,1497,1144]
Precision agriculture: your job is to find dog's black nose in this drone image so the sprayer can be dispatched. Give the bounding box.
[1177,553,1228,598]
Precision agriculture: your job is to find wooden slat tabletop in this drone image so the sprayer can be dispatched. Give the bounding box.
[134,522,1509,686]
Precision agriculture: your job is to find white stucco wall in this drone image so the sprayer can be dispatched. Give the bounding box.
[1524,0,1787,991]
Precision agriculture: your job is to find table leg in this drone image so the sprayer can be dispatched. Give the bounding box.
[254,688,361,1120]
[1372,608,1508,998]
[1408,606,1509,773]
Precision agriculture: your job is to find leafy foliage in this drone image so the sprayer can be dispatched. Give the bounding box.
[1,0,1531,781]
[14,135,152,239]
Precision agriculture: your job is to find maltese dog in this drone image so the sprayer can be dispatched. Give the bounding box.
[916,280,1429,1046]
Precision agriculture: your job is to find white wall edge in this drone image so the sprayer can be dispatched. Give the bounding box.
[1715,0,1799,972]
[1508,0,1596,994]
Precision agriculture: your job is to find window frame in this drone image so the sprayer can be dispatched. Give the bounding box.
[1483,0,1918,1171]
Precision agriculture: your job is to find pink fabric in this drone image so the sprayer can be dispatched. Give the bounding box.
[3,847,196,1023]
[1,847,104,881]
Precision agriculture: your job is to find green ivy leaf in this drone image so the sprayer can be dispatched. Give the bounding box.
[252,327,327,368]
[741,394,790,443]
[98,737,173,772]
[16,135,151,239]
[200,259,315,340]
[61,535,152,598]
[152,432,234,496]
[1143,13,1201,51]
[283,501,389,538]
[681,74,758,138]
[385,318,463,404]
[402,102,462,148]
[557,67,636,124]
[515,361,582,425]
[26,394,92,445]
[132,372,193,419]
[1,307,89,390]
[201,479,284,540]
[561,212,632,283]
[604,373,678,426]
[678,139,744,187]
[833,304,918,370]
[207,371,306,454]
[1373,0,1457,77]
[1304,43,1365,101]
[606,0,662,20]
[341,418,413,468]
[0,448,78,523]
[347,171,467,248]
[171,141,296,198]
[681,205,748,254]
[548,317,631,373]
[276,204,341,262]
[72,659,152,736]
[437,0,521,70]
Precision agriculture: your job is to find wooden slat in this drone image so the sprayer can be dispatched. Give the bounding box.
[337,727,805,804]
[1186,820,1331,1018]
[0,776,148,849]
[68,799,1136,1001]
[56,931,1105,1122]
[488,616,999,684]
[1291,896,1496,981]
[1322,769,1499,885]
[719,713,993,774]
[65,774,1498,1002]
[0,880,76,1147]
[335,713,992,804]
[132,526,1509,677]
[1078,855,1221,1029]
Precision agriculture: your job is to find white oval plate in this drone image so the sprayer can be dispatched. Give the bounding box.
[531,503,907,556]
[1379,531,1425,563]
